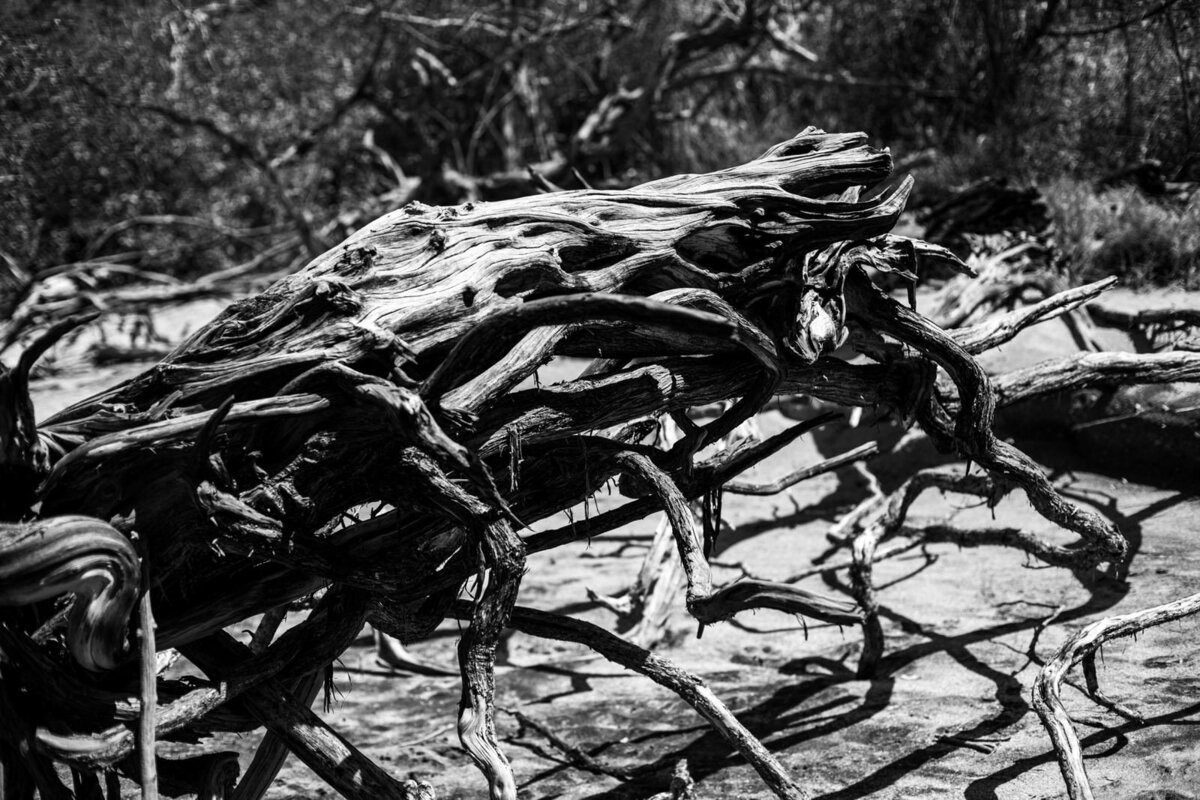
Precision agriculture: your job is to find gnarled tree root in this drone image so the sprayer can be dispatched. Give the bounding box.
[466,603,810,800]
[1,127,1177,799]
[457,520,526,800]
[0,516,139,672]
[1032,593,1200,800]
[844,266,1126,570]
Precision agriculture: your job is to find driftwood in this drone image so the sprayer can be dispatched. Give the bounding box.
[918,176,1053,259]
[0,128,1189,799]
[1033,593,1200,800]
[917,178,1200,489]
[1087,301,1200,352]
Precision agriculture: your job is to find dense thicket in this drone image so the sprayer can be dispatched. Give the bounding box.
[2,0,1196,281]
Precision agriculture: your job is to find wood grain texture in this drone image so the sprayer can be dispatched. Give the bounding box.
[3,127,1189,799]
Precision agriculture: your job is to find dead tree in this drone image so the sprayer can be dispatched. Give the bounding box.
[0,128,1173,799]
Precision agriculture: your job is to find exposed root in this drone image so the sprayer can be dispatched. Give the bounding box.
[1033,593,1200,800]
[837,464,1091,676]
[844,266,1126,570]
[248,605,288,654]
[375,632,459,676]
[231,668,325,800]
[0,516,139,671]
[950,278,1116,354]
[0,311,100,519]
[27,587,370,771]
[589,512,687,648]
[478,604,811,800]
[5,127,1187,800]
[724,441,878,495]
[457,520,526,800]
[614,451,860,632]
[501,705,649,780]
[185,625,416,799]
[991,350,1200,407]
[1088,301,1200,351]
[136,544,159,800]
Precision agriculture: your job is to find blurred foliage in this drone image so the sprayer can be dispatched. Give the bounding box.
[1046,177,1200,287]
[1,0,1197,283]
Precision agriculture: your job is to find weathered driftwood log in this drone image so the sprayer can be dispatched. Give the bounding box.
[0,128,1151,799]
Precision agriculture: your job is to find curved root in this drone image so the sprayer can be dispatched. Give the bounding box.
[457,520,526,800]
[0,516,138,671]
[1033,593,1200,800]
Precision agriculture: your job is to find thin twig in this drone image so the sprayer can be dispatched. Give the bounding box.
[1033,592,1200,800]
[137,541,159,800]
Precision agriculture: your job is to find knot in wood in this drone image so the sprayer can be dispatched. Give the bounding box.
[334,244,377,275]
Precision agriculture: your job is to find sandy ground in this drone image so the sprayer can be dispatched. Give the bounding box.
[24,287,1200,799]
[244,429,1199,800]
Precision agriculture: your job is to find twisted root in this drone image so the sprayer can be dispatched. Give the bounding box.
[0,516,138,671]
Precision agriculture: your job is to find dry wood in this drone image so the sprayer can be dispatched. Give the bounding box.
[187,636,416,800]
[1092,303,1200,328]
[231,667,324,800]
[949,277,1116,355]
[137,547,159,800]
[456,520,524,800]
[993,350,1200,406]
[1032,593,1200,800]
[479,603,810,800]
[0,516,139,671]
[724,441,878,495]
[3,127,1191,799]
[501,705,648,780]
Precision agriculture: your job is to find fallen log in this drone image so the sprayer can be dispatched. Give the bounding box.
[0,128,1145,799]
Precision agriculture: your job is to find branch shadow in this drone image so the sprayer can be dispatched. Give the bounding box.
[964,701,1200,799]
[543,482,1189,799]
